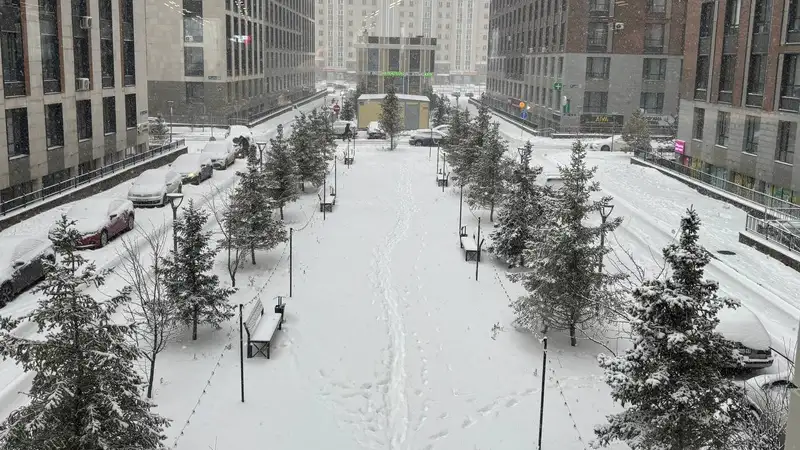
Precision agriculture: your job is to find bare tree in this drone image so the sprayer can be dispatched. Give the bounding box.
[205,185,248,287]
[118,226,178,399]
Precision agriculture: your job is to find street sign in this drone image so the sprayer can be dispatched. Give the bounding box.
[519,101,526,109]
[521,111,528,120]
[553,82,563,90]
[333,104,341,113]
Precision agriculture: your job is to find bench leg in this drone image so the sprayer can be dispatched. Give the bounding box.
[267,342,271,359]
[247,341,252,358]
[278,314,283,330]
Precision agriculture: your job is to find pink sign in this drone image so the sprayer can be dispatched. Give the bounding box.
[674,139,685,154]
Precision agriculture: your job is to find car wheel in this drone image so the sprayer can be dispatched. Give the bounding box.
[127,214,135,231]
[99,230,109,248]
[0,283,12,307]
[601,145,611,152]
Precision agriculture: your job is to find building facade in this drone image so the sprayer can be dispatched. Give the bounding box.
[1,0,149,210]
[786,326,800,450]
[315,0,488,84]
[146,0,316,126]
[355,35,436,94]
[676,0,800,204]
[485,0,685,134]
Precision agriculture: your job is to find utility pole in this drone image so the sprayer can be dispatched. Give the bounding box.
[537,336,548,450]
[289,228,293,297]
[239,304,244,402]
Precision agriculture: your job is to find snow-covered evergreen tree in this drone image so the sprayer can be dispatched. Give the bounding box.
[594,208,749,450]
[264,124,300,219]
[450,99,490,183]
[290,111,322,190]
[432,95,451,127]
[162,199,235,339]
[379,85,403,150]
[622,109,652,154]
[466,122,511,221]
[0,215,170,449]
[442,108,472,182]
[225,153,287,270]
[309,108,337,163]
[510,140,622,346]
[490,141,546,267]
[149,114,168,144]
[340,97,355,121]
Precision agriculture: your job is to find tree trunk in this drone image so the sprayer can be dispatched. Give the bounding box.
[490,201,495,222]
[280,206,284,220]
[192,305,199,340]
[251,244,256,265]
[147,353,156,398]
[569,323,577,347]
[390,135,394,151]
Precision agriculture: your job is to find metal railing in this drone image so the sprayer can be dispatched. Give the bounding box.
[633,151,800,219]
[1,139,186,216]
[745,214,800,254]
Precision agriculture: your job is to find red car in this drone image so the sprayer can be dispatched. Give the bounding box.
[49,198,135,248]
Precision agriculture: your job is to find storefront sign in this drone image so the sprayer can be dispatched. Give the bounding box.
[675,139,685,154]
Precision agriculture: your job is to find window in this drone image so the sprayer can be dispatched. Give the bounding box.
[45,104,64,148]
[125,94,136,129]
[790,0,800,41]
[716,111,730,147]
[103,97,116,134]
[72,0,91,85]
[742,116,760,154]
[648,0,666,13]
[642,58,667,80]
[583,92,608,113]
[388,49,400,70]
[588,0,609,13]
[186,82,204,103]
[718,55,736,103]
[724,0,741,34]
[745,54,766,107]
[694,56,709,98]
[2,1,26,97]
[699,2,715,37]
[410,50,421,71]
[184,47,205,76]
[587,23,607,50]
[5,108,29,157]
[776,121,796,164]
[40,0,61,93]
[644,24,665,52]
[586,57,610,79]
[122,0,135,85]
[752,0,771,34]
[76,100,92,140]
[184,0,204,42]
[692,107,705,140]
[640,92,664,114]
[779,54,800,112]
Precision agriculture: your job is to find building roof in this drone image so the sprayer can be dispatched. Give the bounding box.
[358,93,430,102]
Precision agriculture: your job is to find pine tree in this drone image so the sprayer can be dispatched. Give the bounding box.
[432,95,451,127]
[490,141,547,267]
[264,124,300,219]
[379,85,403,150]
[0,215,170,449]
[149,114,168,144]
[442,108,472,183]
[451,100,490,183]
[622,109,652,154]
[510,141,622,346]
[340,97,355,121]
[310,108,337,163]
[162,199,235,340]
[466,123,511,221]
[289,112,319,190]
[226,154,288,269]
[594,208,749,450]
[422,84,438,116]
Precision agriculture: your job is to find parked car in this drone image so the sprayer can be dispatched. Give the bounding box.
[226,125,255,158]
[433,124,451,136]
[201,140,237,169]
[49,197,135,248]
[332,120,357,138]
[0,237,55,307]
[588,135,630,152]
[739,371,797,418]
[367,121,386,139]
[170,153,213,185]
[409,130,444,146]
[717,306,775,370]
[127,169,183,207]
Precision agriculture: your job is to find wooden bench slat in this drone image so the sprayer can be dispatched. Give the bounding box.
[461,235,478,251]
[250,313,282,342]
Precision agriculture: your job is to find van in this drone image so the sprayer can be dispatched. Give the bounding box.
[367,121,386,139]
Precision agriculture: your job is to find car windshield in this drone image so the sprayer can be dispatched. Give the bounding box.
[67,201,108,220]
[172,156,199,172]
[134,171,165,185]
[203,143,228,153]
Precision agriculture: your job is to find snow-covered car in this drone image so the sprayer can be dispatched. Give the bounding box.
[326,86,335,93]
[49,197,135,248]
[433,124,450,136]
[170,153,213,185]
[367,121,386,139]
[409,130,444,146]
[717,306,775,370]
[127,169,183,207]
[225,125,255,158]
[739,371,797,419]
[201,140,236,169]
[0,236,55,307]
[332,120,357,138]
[587,135,629,152]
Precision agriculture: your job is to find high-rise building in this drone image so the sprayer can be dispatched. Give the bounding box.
[315,0,489,84]
[676,0,800,202]
[145,0,316,125]
[0,0,149,210]
[485,0,686,134]
[355,35,436,94]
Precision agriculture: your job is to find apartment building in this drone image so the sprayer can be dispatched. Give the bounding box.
[315,0,488,84]
[485,0,685,134]
[1,0,149,211]
[355,35,436,94]
[146,0,316,125]
[676,0,800,204]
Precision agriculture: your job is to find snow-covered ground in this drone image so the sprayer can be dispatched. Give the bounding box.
[0,95,328,421]
[148,139,627,450]
[460,96,800,367]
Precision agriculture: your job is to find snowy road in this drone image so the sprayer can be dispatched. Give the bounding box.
[461,97,799,364]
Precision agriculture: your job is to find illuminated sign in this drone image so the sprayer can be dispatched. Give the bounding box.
[230,35,252,44]
[380,71,435,78]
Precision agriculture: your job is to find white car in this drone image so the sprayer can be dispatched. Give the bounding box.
[409,130,444,146]
[0,236,55,307]
[49,197,135,248]
[225,125,255,158]
[433,124,450,136]
[587,135,629,152]
[717,306,775,370]
[127,169,183,207]
[332,120,357,138]
[201,140,237,169]
[367,121,386,139]
[739,371,797,418]
[170,153,213,185]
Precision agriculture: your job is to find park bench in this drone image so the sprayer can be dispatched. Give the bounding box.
[318,186,336,212]
[459,225,481,262]
[437,171,450,187]
[244,297,287,359]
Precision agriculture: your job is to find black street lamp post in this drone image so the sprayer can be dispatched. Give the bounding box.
[598,202,615,273]
[166,192,185,253]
